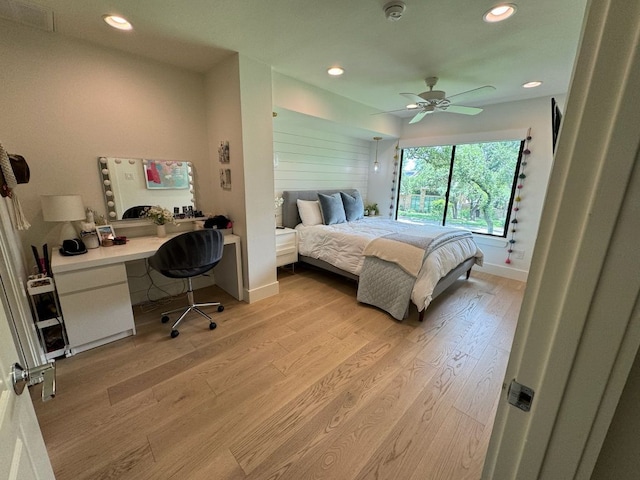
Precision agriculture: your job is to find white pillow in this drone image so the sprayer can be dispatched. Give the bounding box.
[297,199,323,226]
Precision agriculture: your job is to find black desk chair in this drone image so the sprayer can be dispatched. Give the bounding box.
[122,205,152,219]
[148,230,225,338]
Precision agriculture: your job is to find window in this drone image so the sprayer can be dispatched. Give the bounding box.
[397,140,524,237]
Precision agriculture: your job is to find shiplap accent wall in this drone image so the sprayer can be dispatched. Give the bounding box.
[273,124,371,224]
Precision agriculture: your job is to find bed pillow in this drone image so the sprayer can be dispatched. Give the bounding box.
[317,192,346,225]
[340,191,364,221]
[296,199,323,226]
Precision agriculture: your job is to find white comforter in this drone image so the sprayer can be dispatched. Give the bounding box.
[295,218,484,311]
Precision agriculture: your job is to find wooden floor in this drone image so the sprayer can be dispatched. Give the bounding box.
[31,265,524,480]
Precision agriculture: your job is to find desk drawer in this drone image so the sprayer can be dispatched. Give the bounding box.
[62,282,135,349]
[55,263,128,294]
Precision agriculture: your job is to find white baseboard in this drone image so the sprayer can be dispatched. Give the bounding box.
[476,262,529,282]
[243,280,280,304]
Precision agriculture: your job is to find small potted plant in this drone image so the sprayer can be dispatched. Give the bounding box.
[365,203,379,216]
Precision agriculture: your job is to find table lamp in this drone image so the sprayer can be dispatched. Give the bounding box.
[41,194,86,246]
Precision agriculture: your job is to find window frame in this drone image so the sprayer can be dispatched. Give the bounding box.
[396,139,525,238]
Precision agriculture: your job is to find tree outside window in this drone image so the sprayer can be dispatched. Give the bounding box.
[397,140,524,237]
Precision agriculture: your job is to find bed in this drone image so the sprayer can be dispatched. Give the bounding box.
[282,189,484,321]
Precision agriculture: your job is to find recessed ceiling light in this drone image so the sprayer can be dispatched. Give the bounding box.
[327,66,344,76]
[523,81,543,88]
[483,3,517,23]
[103,14,133,31]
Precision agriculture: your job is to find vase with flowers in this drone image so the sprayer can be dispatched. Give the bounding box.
[144,205,176,237]
[274,196,284,227]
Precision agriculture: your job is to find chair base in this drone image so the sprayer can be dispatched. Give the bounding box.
[161,278,223,337]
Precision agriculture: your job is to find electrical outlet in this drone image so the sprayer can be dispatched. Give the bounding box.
[513,249,525,259]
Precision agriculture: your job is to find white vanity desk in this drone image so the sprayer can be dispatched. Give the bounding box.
[51,233,242,355]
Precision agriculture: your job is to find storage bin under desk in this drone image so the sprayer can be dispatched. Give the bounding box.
[55,263,135,355]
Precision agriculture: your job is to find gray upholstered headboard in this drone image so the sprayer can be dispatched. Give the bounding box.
[282,189,359,228]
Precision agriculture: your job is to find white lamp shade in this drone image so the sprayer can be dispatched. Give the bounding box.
[41,195,86,222]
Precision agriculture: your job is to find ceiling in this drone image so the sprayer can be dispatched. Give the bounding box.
[2,0,588,117]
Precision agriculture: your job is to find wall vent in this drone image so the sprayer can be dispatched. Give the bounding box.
[0,0,55,32]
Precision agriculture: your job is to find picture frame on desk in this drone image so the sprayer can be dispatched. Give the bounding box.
[96,225,116,246]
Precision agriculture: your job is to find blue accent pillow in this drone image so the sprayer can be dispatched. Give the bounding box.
[317,193,346,225]
[340,191,364,221]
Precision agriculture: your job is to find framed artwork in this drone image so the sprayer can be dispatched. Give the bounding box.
[219,168,231,190]
[218,141,230,163]
[144,160,190,190]
[95,225,116,245]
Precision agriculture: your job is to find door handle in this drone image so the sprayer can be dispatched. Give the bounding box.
[11,362,56,402]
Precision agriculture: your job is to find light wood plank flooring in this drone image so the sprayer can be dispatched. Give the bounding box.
[31,266,524,479]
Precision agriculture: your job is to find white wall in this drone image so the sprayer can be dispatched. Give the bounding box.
[0,20,209,266]
[273,113,371,224]
[367,139,400,218]
[205,54,279,303]
[237,56,278,301]
[204,54,243,229]
[272,73,402,140]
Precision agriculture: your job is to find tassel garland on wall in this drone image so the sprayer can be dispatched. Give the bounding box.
[389,142,400,217]
[506,127,532,264]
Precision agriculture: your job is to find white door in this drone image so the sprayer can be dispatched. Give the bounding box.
[483,0,640,477]
[1,283,55,478]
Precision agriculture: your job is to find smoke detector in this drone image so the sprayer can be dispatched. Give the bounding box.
[384,1,406,21]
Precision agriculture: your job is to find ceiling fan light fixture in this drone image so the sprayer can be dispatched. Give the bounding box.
[523,80,543,88]
[406,103,418,109]
[483,3,517,23]
[103,14,133,31]
[327,66,344,76]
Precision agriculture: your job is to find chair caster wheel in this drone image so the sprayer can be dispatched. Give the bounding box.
[170,330,179,338]
[209,322,217,330]
[217,305,224,313]
[161,315,170,324]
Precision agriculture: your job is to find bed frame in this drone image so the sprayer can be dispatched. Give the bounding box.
[282,190,475,321]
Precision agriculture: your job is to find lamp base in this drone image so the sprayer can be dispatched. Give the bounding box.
[58,221,79,246]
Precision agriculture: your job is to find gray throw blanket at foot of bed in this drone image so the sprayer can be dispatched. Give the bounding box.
[357,256,415,320]
[356,228,474,320]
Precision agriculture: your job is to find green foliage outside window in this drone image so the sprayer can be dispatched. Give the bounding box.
[398,140,523,236]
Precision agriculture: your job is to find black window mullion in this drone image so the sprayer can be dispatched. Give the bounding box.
[394,149,406,220]
[442,145,456,227]
[502,140,526,235]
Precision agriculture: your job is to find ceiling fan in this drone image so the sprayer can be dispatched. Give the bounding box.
[400,77,496,124]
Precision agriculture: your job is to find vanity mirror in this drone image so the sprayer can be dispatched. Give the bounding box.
[98,157,196,221]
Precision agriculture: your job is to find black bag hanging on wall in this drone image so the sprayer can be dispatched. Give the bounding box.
[0,143,31,229]
[0,153,30,197]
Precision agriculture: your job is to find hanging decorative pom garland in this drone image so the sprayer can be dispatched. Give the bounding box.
[506,128,532,264]
[389,141,400,217]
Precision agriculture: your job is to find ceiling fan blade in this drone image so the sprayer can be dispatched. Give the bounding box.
[442,105,483,115]
[400,93,426,104]
[372,107,411,115]
[446,85,496,103]
[409,110,430,124]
